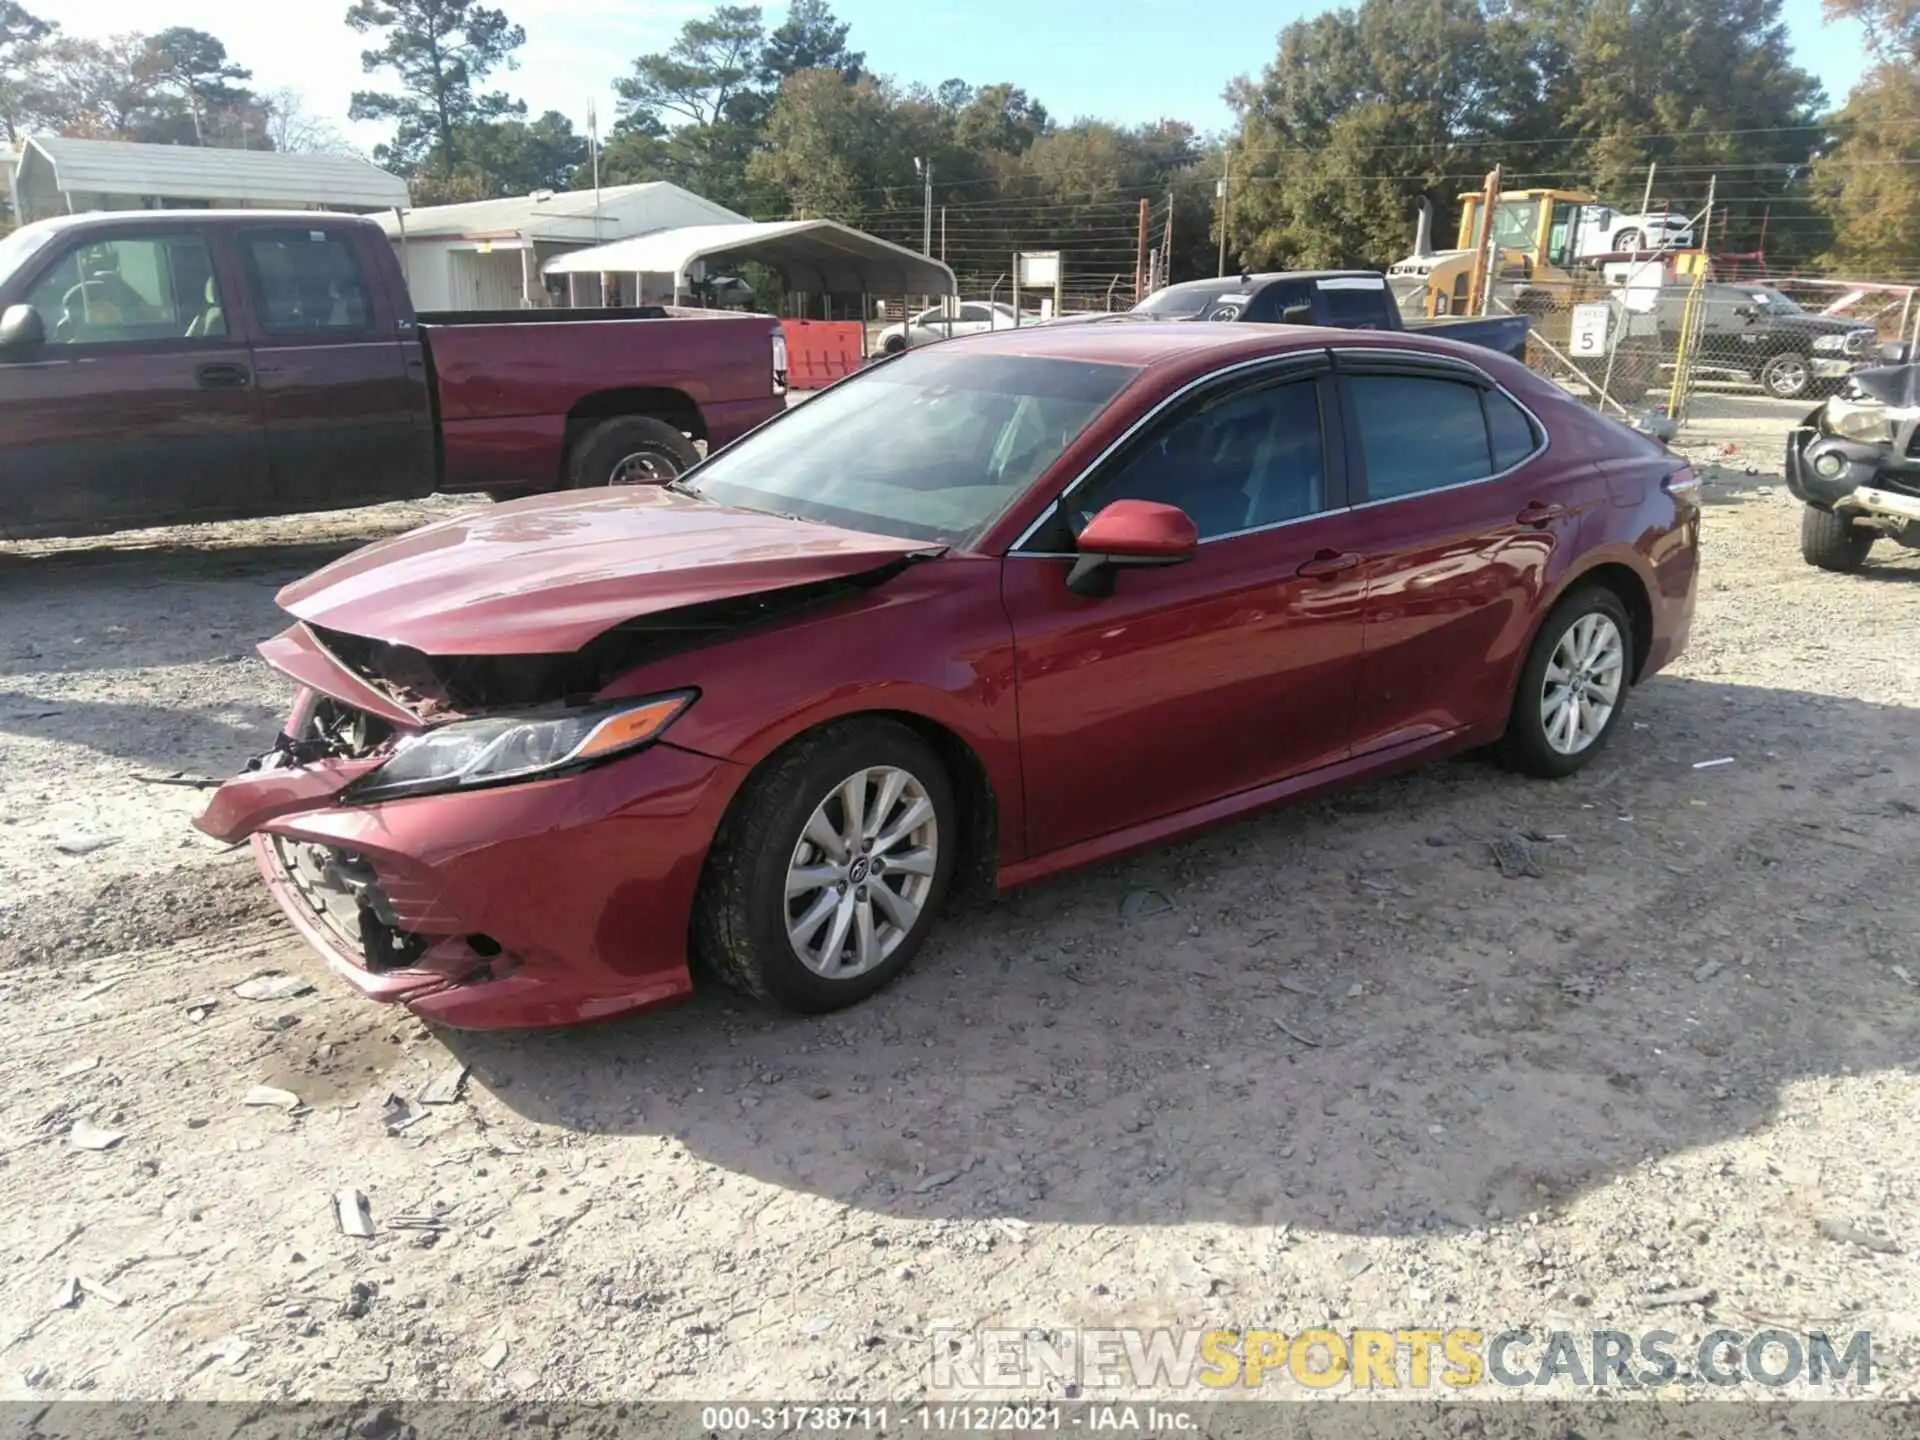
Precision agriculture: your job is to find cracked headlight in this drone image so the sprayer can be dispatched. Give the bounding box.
[342,691,696,803]
[1824,398,1894,444]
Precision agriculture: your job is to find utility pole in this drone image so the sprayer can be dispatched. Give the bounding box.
[1134,197,1149,301]
[1215,152,1231,278]
[1161,191,1173,290]
[914,157,933,257]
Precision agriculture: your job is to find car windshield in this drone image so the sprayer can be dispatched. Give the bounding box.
[0,224,57,289]
[680,349,1140,545]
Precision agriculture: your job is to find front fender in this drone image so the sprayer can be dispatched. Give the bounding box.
[593,555,1027,864]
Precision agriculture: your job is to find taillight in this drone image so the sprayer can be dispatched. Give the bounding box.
[1663,466,1700,498]
[771,331,789,396]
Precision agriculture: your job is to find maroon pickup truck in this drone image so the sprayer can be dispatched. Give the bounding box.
[0,210,788,540]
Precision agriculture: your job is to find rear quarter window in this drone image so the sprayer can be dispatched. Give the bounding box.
[1485,388,1542,470]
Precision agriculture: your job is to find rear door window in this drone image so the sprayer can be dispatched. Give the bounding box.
[240,229,374,334]
[1347,373,1494,500]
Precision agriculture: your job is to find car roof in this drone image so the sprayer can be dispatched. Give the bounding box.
[933,320,1328,367]
[21,209,383,239]
[932,318,1506,372]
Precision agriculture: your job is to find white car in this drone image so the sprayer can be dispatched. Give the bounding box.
[1577,206,1696,258]
[878,300,1018,352]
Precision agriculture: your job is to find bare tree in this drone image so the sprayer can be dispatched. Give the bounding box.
[261,87,362,156]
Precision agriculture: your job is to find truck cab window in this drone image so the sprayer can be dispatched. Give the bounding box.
[24,235,225,345]
[241,230,373,334]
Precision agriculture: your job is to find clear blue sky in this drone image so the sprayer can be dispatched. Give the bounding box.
[64,0,1872,150]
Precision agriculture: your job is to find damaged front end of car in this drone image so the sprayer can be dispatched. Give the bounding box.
[195,556,924,1027]
[1786,358,1920,548]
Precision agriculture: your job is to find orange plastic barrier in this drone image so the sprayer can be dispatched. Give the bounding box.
[780,320,866,390]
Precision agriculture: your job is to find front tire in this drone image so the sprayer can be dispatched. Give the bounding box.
[1760,352,1812,400]
[1800,504,1874,572]
[1498,586,1635,779]
[694,720,957,1013]
[566,416,700,489]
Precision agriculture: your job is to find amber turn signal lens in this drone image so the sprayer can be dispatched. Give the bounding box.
[576,694,694,759]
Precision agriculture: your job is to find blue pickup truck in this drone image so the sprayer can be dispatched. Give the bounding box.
[1056,270,1531,363]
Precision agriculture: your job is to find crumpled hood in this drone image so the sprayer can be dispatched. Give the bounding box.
[277,487,939,655]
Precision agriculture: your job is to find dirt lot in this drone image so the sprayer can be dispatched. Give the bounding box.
[1,397,1916,1405]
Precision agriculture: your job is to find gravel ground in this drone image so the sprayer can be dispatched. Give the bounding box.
[0,400,1916,1406]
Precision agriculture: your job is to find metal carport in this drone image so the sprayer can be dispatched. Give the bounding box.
[542,219,954,318]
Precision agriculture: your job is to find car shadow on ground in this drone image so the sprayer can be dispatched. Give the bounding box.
[436,673,1920,1238]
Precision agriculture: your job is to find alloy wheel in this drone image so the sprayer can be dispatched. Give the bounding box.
[784,766,939,979]
[1765,357,1809,397]
[1540,612,1626,755]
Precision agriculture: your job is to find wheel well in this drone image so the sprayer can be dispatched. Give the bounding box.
[1571,562,1655,683]
[876,711,1000,900]
[720,710,1001,902]
[565,388,706,446]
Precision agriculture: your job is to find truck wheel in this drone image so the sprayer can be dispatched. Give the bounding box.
[1761,352,1812,400]
[1799,505,1874,573]
[567,416,700,488]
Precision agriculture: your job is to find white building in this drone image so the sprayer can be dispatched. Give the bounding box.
[9,136,407,224]
[376,182,746,311]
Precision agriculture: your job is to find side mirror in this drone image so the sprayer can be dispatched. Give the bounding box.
[1879,340,1912,366]
[1281,304,1315,326]
[1066,500,1198,598]
[0,304,45,351]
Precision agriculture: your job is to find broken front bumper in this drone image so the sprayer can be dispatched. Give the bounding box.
[1785,425,1920,518]
[198,625,749,1029]
[219,738,742,1028]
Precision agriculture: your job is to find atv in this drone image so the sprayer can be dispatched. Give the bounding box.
[1785,342,1920,573]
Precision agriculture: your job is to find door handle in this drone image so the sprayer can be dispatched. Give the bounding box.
[196,363,251,389]
[1296,550,1361,578]
[1516,501,1566,528]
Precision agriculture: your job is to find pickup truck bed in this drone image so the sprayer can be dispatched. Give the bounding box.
[0,210,787,540]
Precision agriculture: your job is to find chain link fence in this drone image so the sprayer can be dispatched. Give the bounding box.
[1502,272,1916,435]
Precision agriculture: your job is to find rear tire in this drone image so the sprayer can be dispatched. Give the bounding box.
[693,720,957,1014]
[1800,505,1874,573]
[882,333,906,355]
[565,416,700,489]
[1497,586,1636,779]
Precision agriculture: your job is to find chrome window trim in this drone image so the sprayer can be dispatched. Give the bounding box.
[1006,350,1328,553]
[1007,344,1554,557]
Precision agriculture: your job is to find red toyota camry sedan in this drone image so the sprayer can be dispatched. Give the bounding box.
[199,323,1700,1028]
